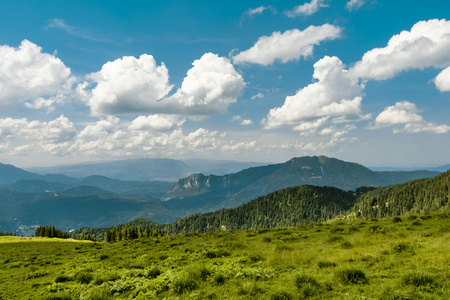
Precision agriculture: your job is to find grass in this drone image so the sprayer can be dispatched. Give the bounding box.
[0,213,449,299]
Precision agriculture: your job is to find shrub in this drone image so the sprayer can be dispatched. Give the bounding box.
[275,244,293,251]
[348,226,359,233]
[249,253,265,263]
[262,237,272,243]
[54,275,71,283]
[411,220,422,226]
[204,249,230,259]
[326,236,344,243]
[317,260,337,268]
[334,268,368,284]
[392,241,414,254]
[392,216,403,223]
[270,290,293,300]
[329,227,345,234]
[189,265,211,281]
[402,272,436,287]
[172,277,198,294]
[407,215,418,221]
[370,218,378,222]
[213,273,226,285]
[340,241,353,249]
[145,267,161,279]
[98,254,109,261]
[295,274,321,289]
[75,271,94,284]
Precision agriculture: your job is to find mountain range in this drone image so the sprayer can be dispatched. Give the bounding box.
[0,156,444,235]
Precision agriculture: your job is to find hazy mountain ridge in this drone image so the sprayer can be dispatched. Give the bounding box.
[25,158,269,181]
[163,156,440,211]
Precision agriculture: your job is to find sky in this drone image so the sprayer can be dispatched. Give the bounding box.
[0,0,449,169]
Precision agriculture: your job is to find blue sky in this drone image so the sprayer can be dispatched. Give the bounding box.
[0,0,449,168]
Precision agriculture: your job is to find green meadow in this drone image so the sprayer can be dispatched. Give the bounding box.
[1,214,449,299]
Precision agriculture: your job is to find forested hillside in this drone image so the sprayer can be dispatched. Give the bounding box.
[72,171,450,240]
[353,170,450,219]
[163,186,356,234]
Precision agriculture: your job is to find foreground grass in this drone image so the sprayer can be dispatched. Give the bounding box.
[1,214,449,299]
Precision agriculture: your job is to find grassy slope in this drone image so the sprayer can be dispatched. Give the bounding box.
[1,214,449,299]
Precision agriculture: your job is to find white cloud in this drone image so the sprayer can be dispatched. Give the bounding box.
[434,66,450,92]
[240,119,253,126]
[86,52,244,117]
[246,5,274,17]
[345,0,367,11]
[263,56,365,131]
[251,92,264,100]
[168,53,245,115]
[285,0,328,17]
[128,115,185,132]
[87,54,173,116]
[0,40,71,108]
[374,101,450,134]
[350,19,450,80]
[232,24,341,66]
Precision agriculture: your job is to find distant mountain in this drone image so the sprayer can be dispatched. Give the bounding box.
[26,158,194,181]
[162,156,440,213]
[370,164,450,172]
[0,163,41,184]
[26,158,269,181]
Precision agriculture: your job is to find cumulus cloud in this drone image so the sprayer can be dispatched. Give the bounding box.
[87,54,173,116]
[86,52,244,117]
[345,0,367,11]
[373,101,450,133]
[263,56,366,131]
[434,66,450,92]
[0,40,71,108]
[128,115,185,132]
[350,19,450,80]
[231,115,253,126]
[285,0,328,17]
[232,24,341,66]
[168,53,245,115]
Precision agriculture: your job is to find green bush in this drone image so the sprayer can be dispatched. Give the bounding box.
[330,227,345,234]
[145,267,161,279]
[270,290,293,300]
[317,260,337,268]
[340,241,353,249]
[75,271,94,284]
[392,216,403,223]
[55,275,71,283]
[172,277,198,294]
[334,268,368,284]
[213,273,226,285]
[402,272,436,287]
[407,215,418,221]
[295,274,321,289]
[392,241,414,254]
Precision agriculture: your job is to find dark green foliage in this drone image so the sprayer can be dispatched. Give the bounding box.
[354,171,450,219]
[145,268,161,279]
[172,277,198,294]
[163,185,357,234]
[334,268,368,284]
[402,272,436,287]
[213,274,226,285]
[54,275,71,283]
[34,226,70,239]
[295,274,321,289]
[270,290,293,300]
[317,260,337,268]
[75,271,94,284]
[392,216,403,223]
[392,242,414,254]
